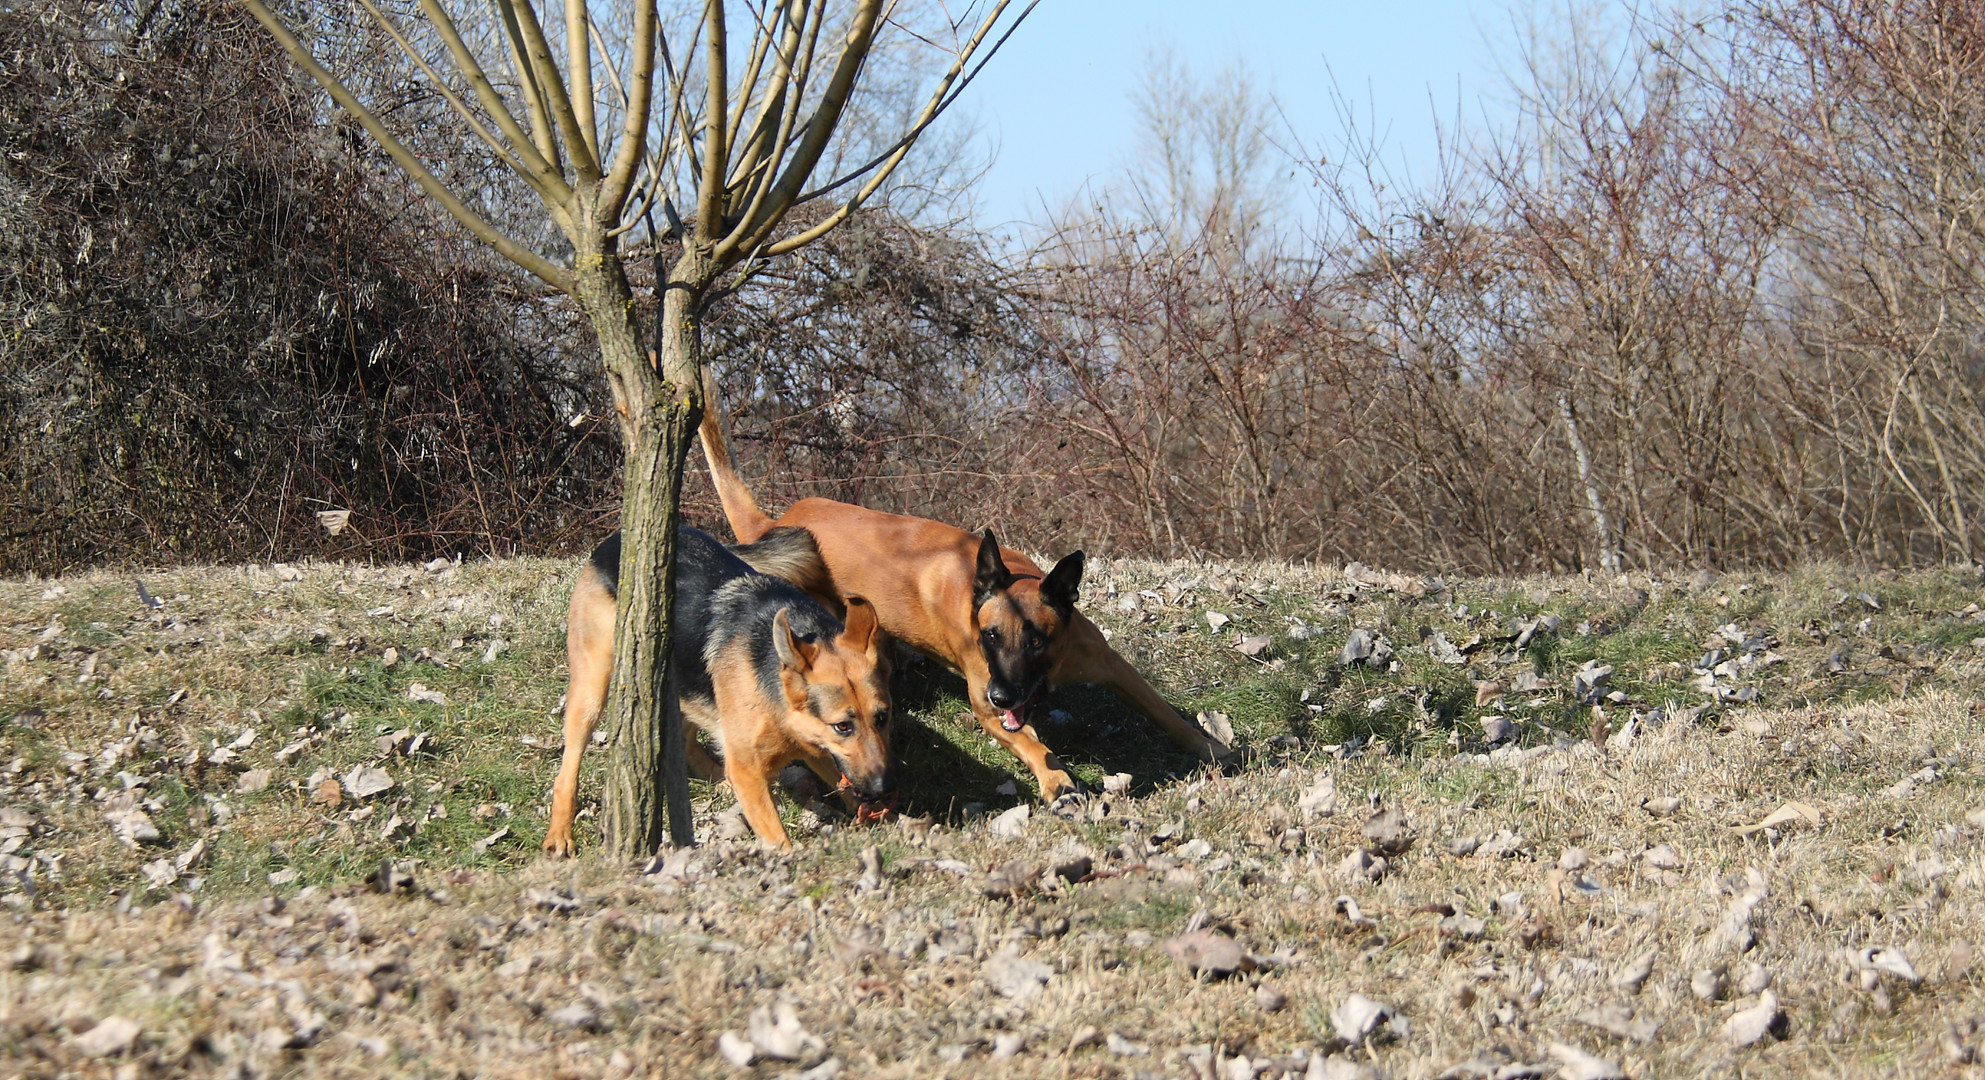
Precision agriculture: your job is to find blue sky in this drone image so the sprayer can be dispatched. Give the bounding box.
[957,1,1520,233]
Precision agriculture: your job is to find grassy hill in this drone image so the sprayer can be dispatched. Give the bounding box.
[3,553,1983,1077]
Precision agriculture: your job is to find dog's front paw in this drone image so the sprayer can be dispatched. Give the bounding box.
[1048,790,1088,819]
[541,829,576,858]
[1036,769,1078,802]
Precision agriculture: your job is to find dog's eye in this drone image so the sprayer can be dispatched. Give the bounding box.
[982,627,1000,643]
[1027,634,1044,651]
[832,721,855,737]
[874,710,890,728]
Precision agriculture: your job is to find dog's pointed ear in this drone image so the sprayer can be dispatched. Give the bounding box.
[838,596,880,657]
[1042,550,1085,615]
[974,529,1014,604]
[772,609,817,675]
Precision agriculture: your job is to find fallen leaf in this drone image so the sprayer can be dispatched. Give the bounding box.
[1574,1001,1659,1042]
[312,778,342,808]
[1361,806,1414,856]
[989,804,1030,838]
[1733,801,1820,835]
[1338,848,1384,882]
[1329,993,1400,1044]
[1298,774,1339,819]
[70,1016,141,1057]
[983,951,1053,1000]
[342,766,394,800]
[1722,990,1783,1047]
[1692,966,1728,1001]
[746,1001,822,1062]
[1612,950,1657,993]
[717,1030,757,1068]
[1064,1025,1102,1055]
[104,807,161,848]
[1643,796,1682,817]
[1476,830,1531,858]
[1162,929,1253,979]
[983,859,1038,899]
[1546,1041,1625,1080]
[316,509,351,536]
[237,768,271,793]
[547,1004,599,1031]
[473,826,510,854]
[1846,946,1922,986]
[1105,1033,1149,1056]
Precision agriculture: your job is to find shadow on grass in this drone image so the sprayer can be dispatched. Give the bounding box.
[884,659,1225,811]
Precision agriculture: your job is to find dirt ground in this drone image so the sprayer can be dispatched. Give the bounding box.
[4,555,1985,1077]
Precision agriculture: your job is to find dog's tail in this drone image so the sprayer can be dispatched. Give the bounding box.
[731,526,836,604]
[699,367,778,544]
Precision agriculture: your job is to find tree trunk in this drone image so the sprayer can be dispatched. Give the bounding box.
[1559,393,1621,575]
[573,229,706,860]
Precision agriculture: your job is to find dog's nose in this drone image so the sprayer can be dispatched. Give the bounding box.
[986,683,1017,709]
[867,770,898,798]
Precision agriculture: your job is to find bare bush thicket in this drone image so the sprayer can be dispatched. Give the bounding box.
[0,0,615,572]
[0,0,1009,574]
[13,0,1985,576]
[978,1,1985,572]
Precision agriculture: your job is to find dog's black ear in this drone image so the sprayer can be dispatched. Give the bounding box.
[1042,550,1084,615]
[974,529,1014,603]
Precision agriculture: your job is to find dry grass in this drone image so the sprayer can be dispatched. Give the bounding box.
[3,555,1985,1077]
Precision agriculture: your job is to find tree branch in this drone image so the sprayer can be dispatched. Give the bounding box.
[601,0,658,214]
[695,0,730,243]
[566,0,597,161]
[712,0,883,263]
[793,0,1032,208]
[507,0,602,182]
[241,0,571,290]
[356,0,569,214]
[490,0,563,172]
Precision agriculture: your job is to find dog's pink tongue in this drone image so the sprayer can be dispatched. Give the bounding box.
[999,709,1023,732]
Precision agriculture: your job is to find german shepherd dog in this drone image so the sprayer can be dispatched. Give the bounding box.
[544,526,895,853]
[696,375,1232,802]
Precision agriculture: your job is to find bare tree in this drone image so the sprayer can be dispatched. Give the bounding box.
[241,0,1030,857]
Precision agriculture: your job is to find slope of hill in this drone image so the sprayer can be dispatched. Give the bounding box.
[3,555,1983,1077]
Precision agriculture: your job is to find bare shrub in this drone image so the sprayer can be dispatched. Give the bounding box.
[0,0,611,571]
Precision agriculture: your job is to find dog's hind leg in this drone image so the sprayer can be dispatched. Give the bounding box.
[545,567,615,856]
[1052,614,1232,763]
[684,735,724,783]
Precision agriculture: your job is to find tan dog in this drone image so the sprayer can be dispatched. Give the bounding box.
[697,376,1230,800]
[545,526,894,853]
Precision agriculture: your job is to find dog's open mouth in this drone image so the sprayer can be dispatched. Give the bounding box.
[996,690,1046,732]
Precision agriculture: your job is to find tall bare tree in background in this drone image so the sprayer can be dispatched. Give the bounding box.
[241,0,1029,857]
